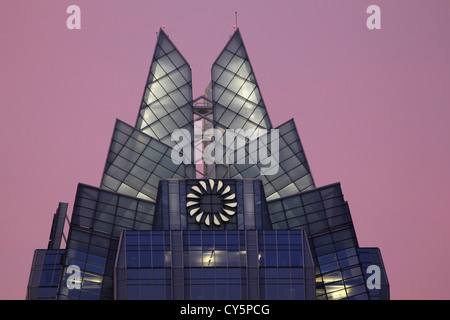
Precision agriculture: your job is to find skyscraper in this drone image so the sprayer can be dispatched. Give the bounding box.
[27,28,389,300]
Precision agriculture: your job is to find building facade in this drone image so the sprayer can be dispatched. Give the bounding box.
[27,28,389,300]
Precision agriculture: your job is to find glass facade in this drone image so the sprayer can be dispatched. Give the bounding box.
[268,183,374,300]
[358,248,390,300]
[101,119,195,202]
[56,184,155,300]
[26,249,65,300]
[115,230,315,300]
[27,27,389,300]
[212,29,271,135]
[222,119,316,200]
[212,29,273,181]
[135,29,193,148]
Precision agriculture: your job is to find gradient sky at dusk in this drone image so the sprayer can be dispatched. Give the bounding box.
[0,1,448,300]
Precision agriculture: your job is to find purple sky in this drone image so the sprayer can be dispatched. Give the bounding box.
[0,1,448,300]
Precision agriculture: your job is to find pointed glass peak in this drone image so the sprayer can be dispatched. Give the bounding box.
[135,28,193,146]
[155,28,176,59]
[225,28,245,56]
[212,28,272,134]
[213,28,247,66]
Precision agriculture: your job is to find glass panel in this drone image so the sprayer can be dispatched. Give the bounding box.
[247,88,261,105]
[227,55,245,74]
[158,55,176,74]
[148,102,167,118]
[158,33,175,53]
[211,64,225,83]
[169,89,188,107]
[158,75,177,94]
[149,121,169,139]
[167,49,185,68]
[150,61,166,80]
[217,89,235,108]
[216,50,234,68]
[226,33,242,53]
[237,81,256,100]
[227,75,245,93]
[216,69,234,88]
[236,60,252,79]
[147,81,166,100]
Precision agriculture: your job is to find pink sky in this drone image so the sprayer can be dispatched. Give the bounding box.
[0,1,448,300]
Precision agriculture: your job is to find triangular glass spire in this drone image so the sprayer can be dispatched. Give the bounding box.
[135,28,193,147]
[212,28,271,138]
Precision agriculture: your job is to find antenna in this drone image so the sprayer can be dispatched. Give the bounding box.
[233,11,238,29]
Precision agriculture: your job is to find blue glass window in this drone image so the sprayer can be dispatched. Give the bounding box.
[126,251,139,268]
[152,251,165,267]
[277,250,290,266]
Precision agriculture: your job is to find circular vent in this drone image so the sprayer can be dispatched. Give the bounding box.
[186,179,237,226]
